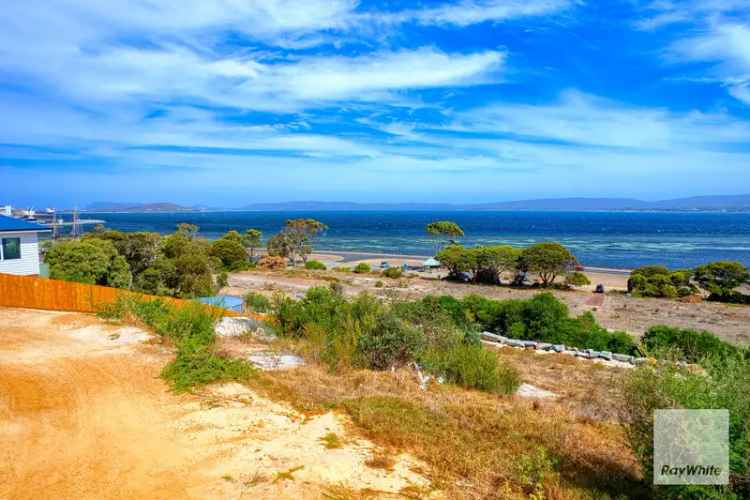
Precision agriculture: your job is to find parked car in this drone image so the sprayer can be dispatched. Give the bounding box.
[595,284,605,294]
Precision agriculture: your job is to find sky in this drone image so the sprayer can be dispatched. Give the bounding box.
[1,0,750,208]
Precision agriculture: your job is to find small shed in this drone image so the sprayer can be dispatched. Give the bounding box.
[0,215,50,276]
[196,295,244,313]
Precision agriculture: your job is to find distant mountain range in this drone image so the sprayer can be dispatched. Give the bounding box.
[85,202,200,212]
[242,195,750,212]
[83,195,750,212]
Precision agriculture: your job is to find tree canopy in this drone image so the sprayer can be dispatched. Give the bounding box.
[267,218,327,265]
[46,238,131,288]
[693,261,750,297]
[519,242,577,287]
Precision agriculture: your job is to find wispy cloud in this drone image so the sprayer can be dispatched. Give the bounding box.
[636,0,750,104]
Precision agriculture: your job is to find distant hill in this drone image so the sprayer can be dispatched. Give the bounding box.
[467,198,652,211]
[85,202,199,212]
[241,201,455,211]
[242,195,750,212]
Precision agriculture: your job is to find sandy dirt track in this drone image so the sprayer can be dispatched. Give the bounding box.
[0,308,432,499]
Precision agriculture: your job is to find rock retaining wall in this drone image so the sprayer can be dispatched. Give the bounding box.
[480,331,647,368]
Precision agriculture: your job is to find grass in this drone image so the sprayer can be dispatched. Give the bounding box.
[99,296,256,392]
[246,359,643,499]
[273,465,304,482]
[320,432,344,449]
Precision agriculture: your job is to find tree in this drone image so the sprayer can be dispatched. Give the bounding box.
[272,219,328,265]
[693,261,750,297]
[242,228,262,258]
[267,232,294,262]
[520,242,576,287]
[472,245,522,284]
[210,232,248,270]
[426,220,464,252]
[46,239,132,288]
[176,223,198,239]
[174,252,215,297]
[436,245,474,279]
[86,230,161,275]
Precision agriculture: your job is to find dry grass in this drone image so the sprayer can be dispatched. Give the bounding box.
[246,353,644,499]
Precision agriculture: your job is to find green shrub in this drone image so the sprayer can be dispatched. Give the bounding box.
[374,280,384,288]
[353,262,371,274]
[357,312,425,370]
[99,297,254,392]
[623,357,750,499]
[459,292,638,355]
[383,267,403,279]
[642,325,744,363]
[305,260,327,270]
[628,265,697,298]
[244,291,271,313]
[422,344,520,394]
[565,271,590,287]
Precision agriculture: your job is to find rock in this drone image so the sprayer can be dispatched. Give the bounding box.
[597,351,613,361]
[481,332,507,343]
[216,316,274,339]
[516,383,558,399]
[520,340,538,349]
[613,353,635,364]
[247,352,304,371]
[505,339,526,348]
[552,344,566,353]
[536,342,553,351]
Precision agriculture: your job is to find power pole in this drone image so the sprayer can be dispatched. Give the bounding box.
[71,208,81,239]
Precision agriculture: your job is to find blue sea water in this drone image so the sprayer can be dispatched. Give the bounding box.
[81,210,750,270]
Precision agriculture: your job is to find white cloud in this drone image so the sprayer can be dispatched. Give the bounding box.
[637,1,750,104]
[379,0,573,27]
[452,90,750,149]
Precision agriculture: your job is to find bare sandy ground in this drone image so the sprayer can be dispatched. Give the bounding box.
[0,308,433,499]
[225,269,750,345]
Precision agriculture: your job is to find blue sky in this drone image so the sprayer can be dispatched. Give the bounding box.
[2,0,750,207]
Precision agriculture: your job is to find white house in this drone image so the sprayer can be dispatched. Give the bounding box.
[0,215,51,276]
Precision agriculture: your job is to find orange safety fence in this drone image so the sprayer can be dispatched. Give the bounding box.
[0,272,264,319]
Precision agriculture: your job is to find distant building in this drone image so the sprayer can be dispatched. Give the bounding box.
[0,215,51,276]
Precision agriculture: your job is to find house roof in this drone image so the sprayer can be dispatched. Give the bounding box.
[0,215,51,233]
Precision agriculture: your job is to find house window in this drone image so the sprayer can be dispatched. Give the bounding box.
[2,238,21,260]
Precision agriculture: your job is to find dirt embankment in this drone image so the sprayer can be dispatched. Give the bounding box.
[0,308,433,499]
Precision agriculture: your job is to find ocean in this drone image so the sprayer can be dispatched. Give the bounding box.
[79,210,750,270]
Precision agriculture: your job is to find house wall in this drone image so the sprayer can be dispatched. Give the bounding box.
[0,231,41,276]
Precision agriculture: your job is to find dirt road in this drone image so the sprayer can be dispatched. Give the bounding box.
[0,308,432,499]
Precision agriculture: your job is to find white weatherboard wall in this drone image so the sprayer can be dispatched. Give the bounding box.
[0,231,41,275]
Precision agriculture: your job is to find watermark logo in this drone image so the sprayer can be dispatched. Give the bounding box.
[654,409,729,485]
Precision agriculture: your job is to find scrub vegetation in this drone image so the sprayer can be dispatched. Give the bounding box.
[99,296,255,392]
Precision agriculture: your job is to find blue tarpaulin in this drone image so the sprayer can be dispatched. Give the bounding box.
[196,295,243,312]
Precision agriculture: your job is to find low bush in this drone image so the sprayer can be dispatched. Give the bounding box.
[641,325,745,363]
[565,271,590,288]
[357,312,425,370]
[269,288,517,391]
[244,291,271,313]
[422,344,520,394]
[99,297,254,392]
[623,356,750,499]
[305,260,327,270]
[353,262,371,274]
[382,267,403,279]
[628,265,696,298]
